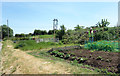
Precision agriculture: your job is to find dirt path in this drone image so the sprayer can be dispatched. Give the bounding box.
[12,49,71,74]
[2,44,70,74]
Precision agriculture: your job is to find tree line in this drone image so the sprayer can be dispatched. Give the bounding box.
[55,19,119,44]
[1,19,119,43]
[15,30,54,37]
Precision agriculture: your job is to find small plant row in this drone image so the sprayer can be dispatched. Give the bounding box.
[49,50,88,63]
[48,45,82,53]
[96,56,112,62]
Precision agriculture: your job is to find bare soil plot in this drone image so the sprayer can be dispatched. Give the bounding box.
[48,48,120,73]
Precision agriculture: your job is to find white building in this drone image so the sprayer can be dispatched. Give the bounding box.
[118,1,120,26]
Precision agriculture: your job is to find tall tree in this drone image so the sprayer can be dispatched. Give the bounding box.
[56,25,66,40]
[48,30,54,35]
[1,25,13,39]
[33,30,48,35]
[74,25,84,31]
[96,19,110,28]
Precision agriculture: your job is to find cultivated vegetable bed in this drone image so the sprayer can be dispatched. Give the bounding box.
[48,45,120,73]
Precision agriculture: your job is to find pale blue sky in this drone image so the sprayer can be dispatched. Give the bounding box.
[2,2,118,35]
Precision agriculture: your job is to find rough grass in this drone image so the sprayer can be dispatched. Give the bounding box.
[1,40,18,74]
[14,40,78,51]
[39,35,54,38]
[31,35,54,38]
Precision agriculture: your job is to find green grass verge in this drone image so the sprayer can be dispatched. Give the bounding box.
[14,40,78,51]
[30,35,54,38]
[39,35,54,38]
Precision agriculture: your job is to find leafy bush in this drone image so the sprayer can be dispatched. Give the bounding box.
[94,31,110,41]
[84,40,119,52]
[94,27,120,41]
[62,29,87,44]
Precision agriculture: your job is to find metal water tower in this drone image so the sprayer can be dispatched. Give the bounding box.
[53,19,58,42]
[53,19,58,30]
